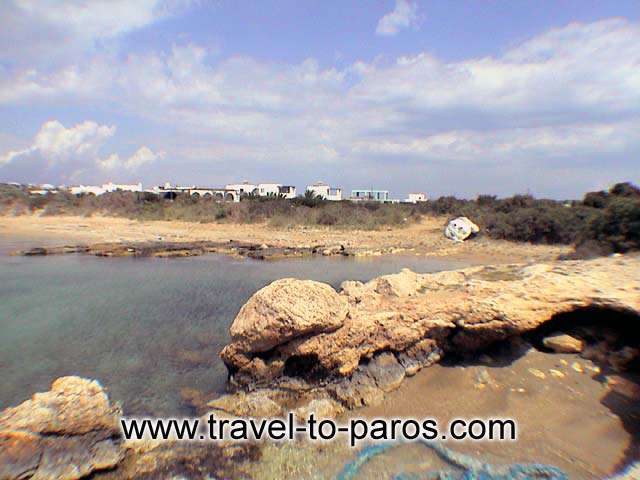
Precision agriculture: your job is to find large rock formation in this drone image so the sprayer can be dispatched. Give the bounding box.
[0,376,123,480]
[221,256,640,398]
[221,278,349,383]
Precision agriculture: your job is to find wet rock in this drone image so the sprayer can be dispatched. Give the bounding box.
[364,352,405,392]
[397,339,442,376]
[293,398,344,421]
[179,387,209,415]
[111,442,261,480]
[207,390,283,418]
[0,376,123,480]
[329,370,384,409]
[542,333,584,353]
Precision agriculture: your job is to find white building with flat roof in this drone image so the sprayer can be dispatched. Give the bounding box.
[405,193,428,203]
[225,182,258,196]
[69,182,143,196]
[306,181,342,201]
[103,182,142,193]
[350,189,390,202]
[225,182,297,199]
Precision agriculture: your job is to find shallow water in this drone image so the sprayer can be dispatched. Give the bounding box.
[0,238,469,415]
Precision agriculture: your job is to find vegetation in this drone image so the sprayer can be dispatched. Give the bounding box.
[1,181,639,256]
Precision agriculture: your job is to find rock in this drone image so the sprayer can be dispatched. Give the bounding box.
[609,347,640,372]
[222,278,348,357]
[113,442,261,480]
[572,362,584,373]
[606,375,640,401]
[293,398,344,421]
[220,256,640,396]
[371,268,420,297]
[397,339,442,376]
[444,217,479,242]
[364,352,405,392]
[542,333,584,353]
[329,370,384,409]
[0,376,123,480]
[179,387,209,415]
[528,368,546,379]
[207,390,283,418]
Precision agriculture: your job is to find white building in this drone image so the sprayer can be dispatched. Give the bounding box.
[405,192,428,203]
[277,185,296,199]
[350,189,390,202]
[69,182,143,196]
[225,182,297,199]
[306,181,342,201]
[225,182,258,196]
[257,183,281,196]
[69,185,106,196]
[103,182,142,193]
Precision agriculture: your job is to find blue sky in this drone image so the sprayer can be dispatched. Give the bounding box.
[1,1,639,199]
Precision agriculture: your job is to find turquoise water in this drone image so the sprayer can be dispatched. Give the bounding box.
[0,241,468,416]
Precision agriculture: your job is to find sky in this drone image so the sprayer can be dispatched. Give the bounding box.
[0,1,639,199]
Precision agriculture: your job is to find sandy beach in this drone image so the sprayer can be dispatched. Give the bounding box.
[0,214,571,263]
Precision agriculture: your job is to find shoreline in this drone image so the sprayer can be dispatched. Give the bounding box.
[0,214,571,264]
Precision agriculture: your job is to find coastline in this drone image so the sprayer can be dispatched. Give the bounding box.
[0,214,571,263]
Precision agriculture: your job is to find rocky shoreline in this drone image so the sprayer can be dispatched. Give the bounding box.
[219,256,639,404]
[13,240,409,260]
[1,255,639,479]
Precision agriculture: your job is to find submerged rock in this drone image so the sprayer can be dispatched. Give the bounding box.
[0,376,123,480]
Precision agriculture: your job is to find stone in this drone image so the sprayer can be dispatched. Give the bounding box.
[207,390,283,418]
[397,339,442,376]
[528,368,546,379]
[444,217,480,242]
[371,268,420,297]
[179,387,209,415]
[542,333,584,353]
[220,256,640,396]
[364,352,405,392]
[293,398,344,421]
[329,371,384,409]
[0,376,123,480]
[221,278,348,359]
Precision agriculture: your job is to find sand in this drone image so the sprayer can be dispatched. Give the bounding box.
[0,214,570,264]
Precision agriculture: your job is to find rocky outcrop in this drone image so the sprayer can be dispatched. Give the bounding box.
[0,376,123,480]
[221,279,349,383]
[221,256,640,406]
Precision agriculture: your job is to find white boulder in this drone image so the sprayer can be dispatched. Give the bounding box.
[444,217,480,242]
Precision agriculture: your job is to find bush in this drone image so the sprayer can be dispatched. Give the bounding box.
[578,196,640,253]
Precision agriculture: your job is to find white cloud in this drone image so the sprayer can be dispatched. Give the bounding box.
[1,18,639,195]
[98,146,164,171]
[376,0,421,36]
[351,120,640,161]
[1,120,161,174]
[0,0,195,66]
[0,120,115,166]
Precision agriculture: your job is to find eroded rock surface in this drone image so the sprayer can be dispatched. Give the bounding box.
[0,376,123,480]
[221,256,640,406]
